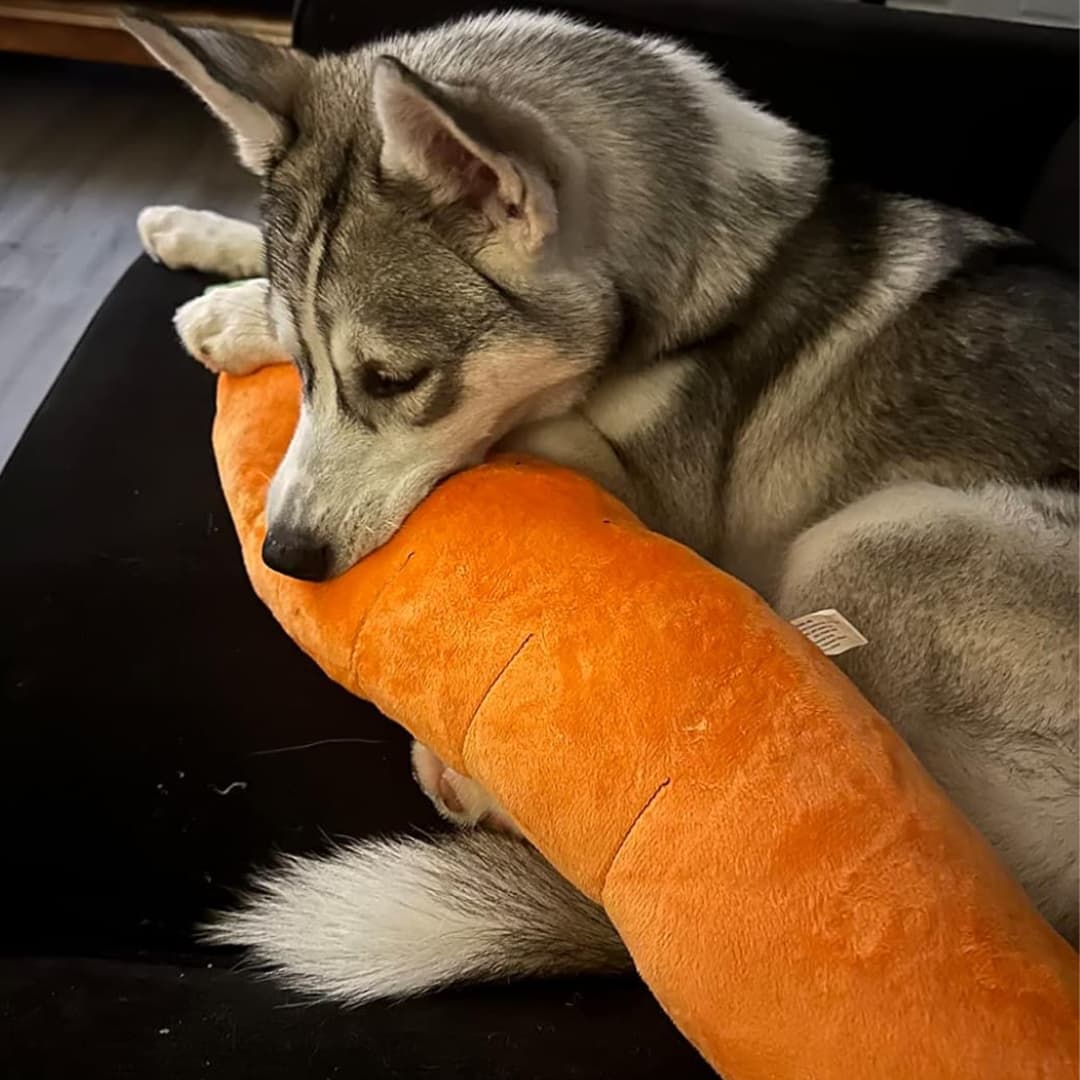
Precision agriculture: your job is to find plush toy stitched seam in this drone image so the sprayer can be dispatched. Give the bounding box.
[461,632,535,762]
[347,550,417,675]
[601,777,672,893]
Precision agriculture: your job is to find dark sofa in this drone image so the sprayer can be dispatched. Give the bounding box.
[2,2,1075,1076]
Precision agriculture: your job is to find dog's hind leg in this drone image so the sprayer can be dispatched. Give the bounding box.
[774,480,1079,942]
[138,206,264,279]
[410,740,518,833]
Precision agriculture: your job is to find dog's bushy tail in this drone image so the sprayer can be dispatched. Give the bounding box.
[201,831,631,1003]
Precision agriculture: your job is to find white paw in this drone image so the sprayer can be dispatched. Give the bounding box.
[410,741,518,833]
[173,279,283,375]
[138,205,264,279]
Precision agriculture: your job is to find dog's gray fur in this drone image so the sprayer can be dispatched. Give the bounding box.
[125,10,1078,1002]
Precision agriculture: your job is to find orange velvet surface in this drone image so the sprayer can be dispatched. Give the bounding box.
[214,365,1078,1079]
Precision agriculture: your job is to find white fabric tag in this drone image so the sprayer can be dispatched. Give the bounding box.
[790,608,868,657]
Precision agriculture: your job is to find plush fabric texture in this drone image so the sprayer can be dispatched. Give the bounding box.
[214,365,1077,1079]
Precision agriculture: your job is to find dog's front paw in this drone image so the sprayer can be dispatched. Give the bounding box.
[174,279,283,376]
[138,206,264,279]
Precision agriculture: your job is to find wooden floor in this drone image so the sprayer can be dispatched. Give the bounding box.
[0,54,258,467]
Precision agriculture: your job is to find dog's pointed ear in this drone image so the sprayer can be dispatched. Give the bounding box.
[372,56,558,255]
[121,11,309,174]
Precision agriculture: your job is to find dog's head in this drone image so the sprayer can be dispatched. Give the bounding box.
[125,14,619,579]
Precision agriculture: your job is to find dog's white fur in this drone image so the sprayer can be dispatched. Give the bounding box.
[173,279,279,375]
[141,209,276,375]
[584,359,695,444]
[140,206,264,279]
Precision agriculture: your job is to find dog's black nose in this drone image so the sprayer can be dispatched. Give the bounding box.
[262,529,332,582]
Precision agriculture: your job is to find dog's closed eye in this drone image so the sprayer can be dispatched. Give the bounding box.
[362,365,431,399]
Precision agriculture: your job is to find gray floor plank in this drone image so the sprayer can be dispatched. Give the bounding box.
[0,56,259,467]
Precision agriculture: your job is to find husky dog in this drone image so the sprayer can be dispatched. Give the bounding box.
[123,11,1078,1002]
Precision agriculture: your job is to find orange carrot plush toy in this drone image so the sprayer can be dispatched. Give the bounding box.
[214,365,1078,1080]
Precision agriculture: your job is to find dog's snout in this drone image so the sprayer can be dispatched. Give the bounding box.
[262,528,332,582]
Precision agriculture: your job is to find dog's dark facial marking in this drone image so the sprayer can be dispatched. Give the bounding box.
[362,364,432,399]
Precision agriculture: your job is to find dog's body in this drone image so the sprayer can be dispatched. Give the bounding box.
[126,11,1078,1002]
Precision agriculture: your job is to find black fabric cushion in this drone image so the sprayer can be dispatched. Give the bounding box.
[0,258,710,1078]
[293,0,1078,232]
[0,260,432,958]
[1023,119,1079,269]
[4,956,706,1079]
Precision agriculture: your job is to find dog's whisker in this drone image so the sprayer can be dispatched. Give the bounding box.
[249,737,384,757]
